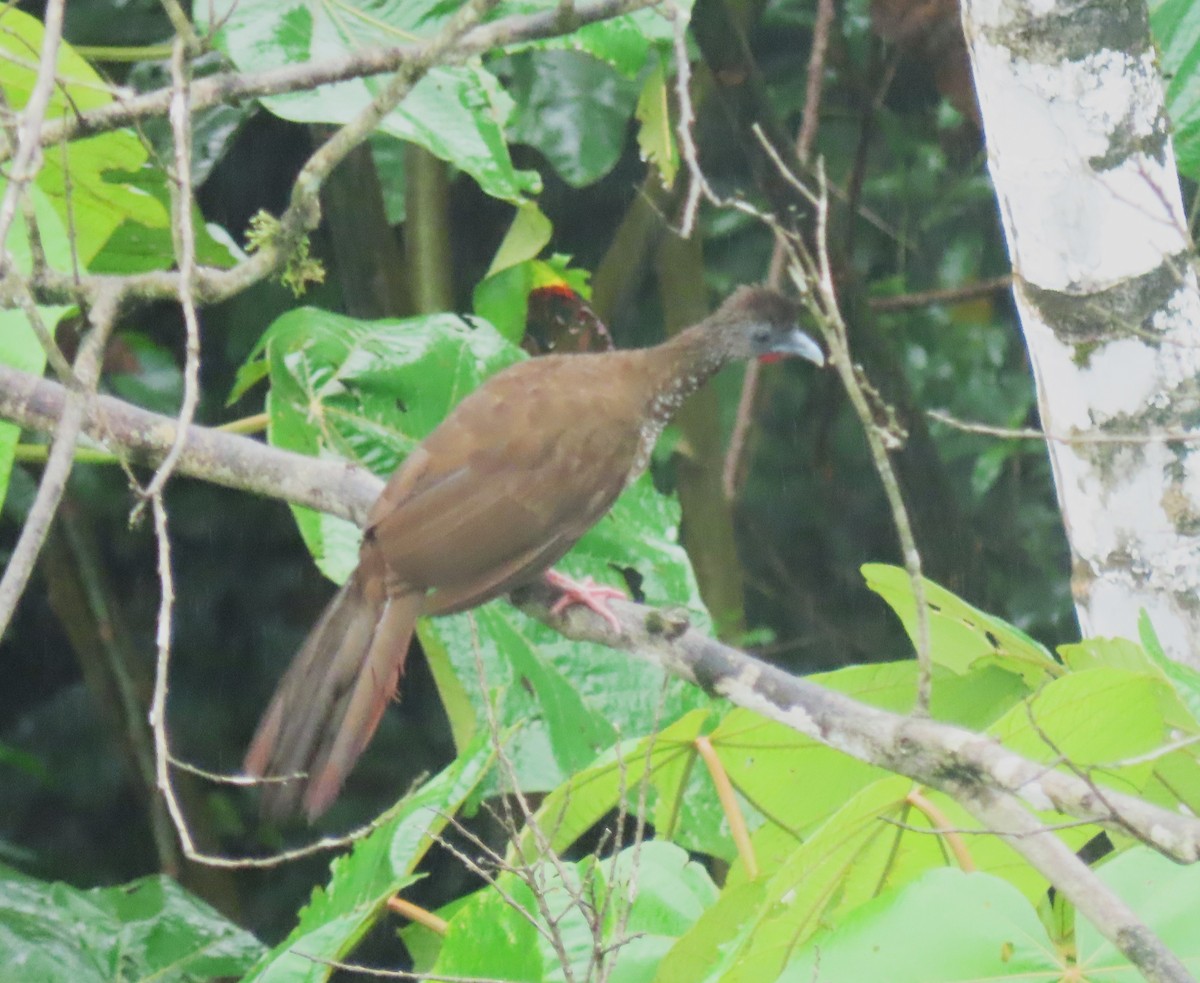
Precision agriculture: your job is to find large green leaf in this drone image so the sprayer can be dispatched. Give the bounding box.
[0,866,264,982]
[863,563,1060,684]
[0,9,169,265]
[243,733,493,982]
[207,0,539,203]
[779,868,1059,982]
[1077,846,1200,976]
[0,184,72,512]
[504,50,641,187]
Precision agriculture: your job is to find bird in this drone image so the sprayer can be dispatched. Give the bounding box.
[244,285,824,821]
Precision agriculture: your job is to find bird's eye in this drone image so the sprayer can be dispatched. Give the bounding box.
[752,327,771,346]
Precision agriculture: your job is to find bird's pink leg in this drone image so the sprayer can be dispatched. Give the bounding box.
[544,570,625,633]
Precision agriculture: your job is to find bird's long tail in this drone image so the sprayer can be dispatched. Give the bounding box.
[244,571,422,822]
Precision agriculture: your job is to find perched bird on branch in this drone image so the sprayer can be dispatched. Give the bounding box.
[245,285,824,821]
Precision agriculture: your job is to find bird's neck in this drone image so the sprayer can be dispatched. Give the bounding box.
[618,326,729,488]
[643,323,729,424]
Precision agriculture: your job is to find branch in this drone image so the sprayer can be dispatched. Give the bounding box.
[6,364,1199,866]
[511,580,1200,865]
[0,361,380,525]
[11,0,658,160]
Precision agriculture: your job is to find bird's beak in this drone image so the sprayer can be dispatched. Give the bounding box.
[774,328,825,366]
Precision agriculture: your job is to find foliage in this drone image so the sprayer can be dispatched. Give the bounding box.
[2,1,1199,982]
[0,866,264,982]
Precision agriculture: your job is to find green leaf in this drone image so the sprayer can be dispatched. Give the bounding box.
[0,867,264,982]
[486,200,553,278]
[989,667,1171,771]
[1078,846,1200,975]
[0,9,172,264]
[509,709,719,865]
[86,167,237,274]
[505,50,641,187]
[1151,0,1200,177]
[207,0,539,203]
[1138,609,1200,724]
[863,563,1060,684]
[779,868,1058,982]
[660,777,920,983]
[506,0,694,77]
[259,306,522,581]
[0,184,72,512]
[243,734,493,982]
[635,56,678,187]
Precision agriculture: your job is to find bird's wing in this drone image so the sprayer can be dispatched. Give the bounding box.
[364,356,642,610]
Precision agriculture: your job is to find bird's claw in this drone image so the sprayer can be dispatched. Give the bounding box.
[544,570,625,633]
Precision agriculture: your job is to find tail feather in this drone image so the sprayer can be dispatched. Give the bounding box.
[244,573,422,822]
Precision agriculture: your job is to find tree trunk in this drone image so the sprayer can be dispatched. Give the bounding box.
[961,0,1200,666]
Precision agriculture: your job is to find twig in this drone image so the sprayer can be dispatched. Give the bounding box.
[138,36,202,508]
[796,0,835,164]
[928,409,1200,445]
[770,162,934,714]
[0,285,118,638]
[869,275,1013,312]
[0,0,64,261]
[670,1,708,237]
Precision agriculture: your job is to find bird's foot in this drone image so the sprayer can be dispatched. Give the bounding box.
[544,570,625,633]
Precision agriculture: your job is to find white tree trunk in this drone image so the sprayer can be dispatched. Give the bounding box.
[961,0,1200,666]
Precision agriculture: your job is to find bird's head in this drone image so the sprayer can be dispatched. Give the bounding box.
[714,286,825,366]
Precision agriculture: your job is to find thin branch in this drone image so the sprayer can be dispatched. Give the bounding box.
[0,0,64,261]
[928,409,1200,445]
[755,145,934,716]
[139,36,202,506]
[0,285,119,638]
[796,0,835,164]
[11,0,657,162]
[869,275,1013,312]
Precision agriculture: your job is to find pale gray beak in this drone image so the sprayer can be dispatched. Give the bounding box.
[784,328,825,366]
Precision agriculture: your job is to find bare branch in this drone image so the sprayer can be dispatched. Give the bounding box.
[511,580,1200,865]
[10,0,659,161]
[0,285,119,637]
[0,360,380,525]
